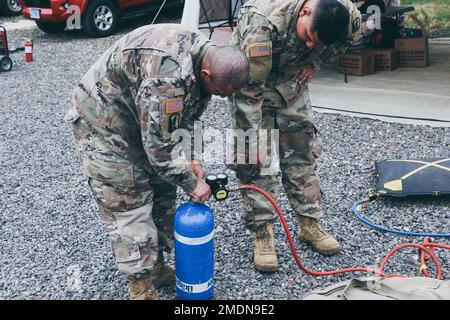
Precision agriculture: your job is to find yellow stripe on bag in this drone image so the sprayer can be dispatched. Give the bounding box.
[384,179,403,191]
[382,159,450,191]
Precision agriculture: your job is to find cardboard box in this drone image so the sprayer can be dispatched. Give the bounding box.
[337,51,375,76]
[368,49,398,71]
[395,37,429,67]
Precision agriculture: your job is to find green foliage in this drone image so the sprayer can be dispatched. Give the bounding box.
[402,0,450,32]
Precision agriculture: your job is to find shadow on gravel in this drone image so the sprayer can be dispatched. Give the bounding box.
[359,195,450,233]
[374,195,450,206]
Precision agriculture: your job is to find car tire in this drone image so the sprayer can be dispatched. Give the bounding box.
[1,0,21,16]
[82,0,120,38]
[0,55,13,72]
[35,21,67,34]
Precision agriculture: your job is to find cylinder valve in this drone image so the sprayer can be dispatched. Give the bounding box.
[206,173,229,201]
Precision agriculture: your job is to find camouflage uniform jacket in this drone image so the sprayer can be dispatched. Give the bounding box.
[231,0,362,129]
[68,24,213,193]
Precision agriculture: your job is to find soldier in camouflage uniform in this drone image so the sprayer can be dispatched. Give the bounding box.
[229,0,362,272]
[64,24,249,299]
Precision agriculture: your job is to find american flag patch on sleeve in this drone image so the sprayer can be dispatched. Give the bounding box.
[249,43,272,58]
[165,97,184,114]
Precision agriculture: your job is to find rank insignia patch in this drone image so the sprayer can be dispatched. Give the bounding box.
[165,98,184,114]
[249,43,272,57]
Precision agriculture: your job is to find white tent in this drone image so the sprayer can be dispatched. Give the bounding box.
[181,0,245,36]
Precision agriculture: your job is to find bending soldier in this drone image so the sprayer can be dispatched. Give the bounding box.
[229,0,362,272]
[65,24,249,299]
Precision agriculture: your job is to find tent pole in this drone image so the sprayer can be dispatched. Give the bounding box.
[151,0,168,24]
[181,0,201,29]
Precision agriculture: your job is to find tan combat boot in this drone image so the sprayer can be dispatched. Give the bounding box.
[128,276,159,300]
[254,223,278,272]
[298,216,341,256]
[150,253,176,289]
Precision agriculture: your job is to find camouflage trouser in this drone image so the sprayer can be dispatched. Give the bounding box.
[229,86,324,230]
[67,102,176,280]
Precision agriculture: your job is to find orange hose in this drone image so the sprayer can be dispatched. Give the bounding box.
[241,185,450,279]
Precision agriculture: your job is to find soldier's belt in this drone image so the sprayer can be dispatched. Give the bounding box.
[376,158,450,197]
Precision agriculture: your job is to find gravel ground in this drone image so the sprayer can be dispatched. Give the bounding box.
[1,17,450,300]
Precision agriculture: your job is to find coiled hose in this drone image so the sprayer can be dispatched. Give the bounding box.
[241,185,450,279]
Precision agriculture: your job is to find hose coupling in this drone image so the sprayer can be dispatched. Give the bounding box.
[367,191,379,201]
[227,186,241,193]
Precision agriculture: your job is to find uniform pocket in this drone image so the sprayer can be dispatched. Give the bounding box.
[136,77,185,143]
[248,42,272,83]
[273,80,304,107]
[84,155,137,189]
[112,242,141,263]
[279,124,322,164]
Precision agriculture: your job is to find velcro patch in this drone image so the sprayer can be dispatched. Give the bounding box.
[168,113,181,133]
[166,88,185,96]
[165,97,184,114]
[352,17,361,33]
[249,43,272,58]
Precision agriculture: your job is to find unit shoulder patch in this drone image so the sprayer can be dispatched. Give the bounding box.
[168,113,181,133]
[249,43,272,58]
[165,97,184,114]
[352,17,361,33]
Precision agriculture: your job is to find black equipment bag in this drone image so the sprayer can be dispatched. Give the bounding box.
[376,158,450,197]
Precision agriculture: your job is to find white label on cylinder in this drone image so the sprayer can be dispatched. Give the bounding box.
[176,277,214,294]
[25,46,33,54]
[174,230,214,246]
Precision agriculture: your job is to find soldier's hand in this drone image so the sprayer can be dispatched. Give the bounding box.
[297,65,315,85]
[190,161,205,180]
[190,180,211,203]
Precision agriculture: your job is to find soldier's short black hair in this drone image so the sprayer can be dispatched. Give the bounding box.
[208,46,250,89]
[312,0,350,45]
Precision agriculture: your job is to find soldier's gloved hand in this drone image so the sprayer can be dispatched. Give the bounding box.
[297,65,315,85]
[190,160,205,180]
[190,180,211,203]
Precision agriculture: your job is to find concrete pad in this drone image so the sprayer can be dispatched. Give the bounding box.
[309,41,450,127]
[204,27,450,127]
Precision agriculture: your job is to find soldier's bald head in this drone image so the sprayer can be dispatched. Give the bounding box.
[200,46,250,97]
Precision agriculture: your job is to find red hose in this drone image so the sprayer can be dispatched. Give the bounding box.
[419,237,433,277]
[241,185,450,279]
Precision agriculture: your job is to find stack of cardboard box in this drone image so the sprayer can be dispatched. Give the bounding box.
[337,34,429,76]
[395,37,429,68]
[371,48,398,71]
[337,51,375,76]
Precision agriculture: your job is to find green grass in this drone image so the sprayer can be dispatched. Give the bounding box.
[401,0,450,35]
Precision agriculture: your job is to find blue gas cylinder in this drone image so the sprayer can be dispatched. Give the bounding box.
[174,202,214,300]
